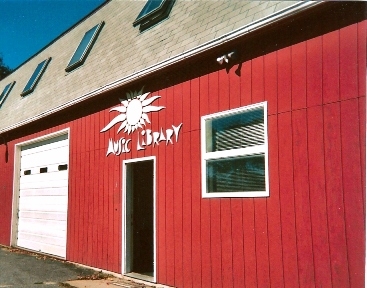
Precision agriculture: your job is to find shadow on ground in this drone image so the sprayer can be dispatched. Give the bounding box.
[0,246,97,287]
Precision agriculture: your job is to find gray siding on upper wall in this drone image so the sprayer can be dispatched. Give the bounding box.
[0,0,311,133]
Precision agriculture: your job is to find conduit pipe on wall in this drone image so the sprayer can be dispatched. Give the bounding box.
[0,134,9,163]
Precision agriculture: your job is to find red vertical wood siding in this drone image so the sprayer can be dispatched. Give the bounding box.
[229,68,245,288]
[208,71,223,288]
[199,71,211,288]
[126,20,365,287]
[157,87,167,283]
[278,112,299,287]
[190,77,202,288]
[308,105,333,287]
[165,86,175,284]
[292,110,314,286]
[0,20,365,288]
[341,99,365,287]
[173,83,184,288]
[0,143,13,245]
[181,80,193,288]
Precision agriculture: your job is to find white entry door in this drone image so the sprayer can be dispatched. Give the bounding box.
[17,134,69,258]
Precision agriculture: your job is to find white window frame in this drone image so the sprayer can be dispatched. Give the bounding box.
[201,102,269,198]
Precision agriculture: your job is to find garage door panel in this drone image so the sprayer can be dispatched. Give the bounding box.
[21,146,69,169]
[20,164,69,177]
[19,204,67,214]
[17,133,69,258]
[20,180,68,190]
[17,238,66,258]
[20,173,68,190]
[20,181,68,191]
[19,187,67,197]
[21,144,68,164]
[19,196,68,212]
[18,232,66,247]
[21,138,68,156]
[20,170,68,183]
[19,211,67,221]
[18,218,66,235]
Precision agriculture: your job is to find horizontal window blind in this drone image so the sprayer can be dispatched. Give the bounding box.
[207,107,264,152]
[207,154,265,193]
[215,122,264,151]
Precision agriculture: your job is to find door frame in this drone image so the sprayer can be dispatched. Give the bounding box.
[10,128,70,255]
[121,156,157,282]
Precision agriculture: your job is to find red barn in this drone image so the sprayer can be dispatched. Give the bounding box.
[0,1,365,287]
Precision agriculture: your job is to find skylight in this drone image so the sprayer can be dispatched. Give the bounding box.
[0,81,15,106]
[21,58,51,97]
[65,21,104,72]
[133,0,175,31]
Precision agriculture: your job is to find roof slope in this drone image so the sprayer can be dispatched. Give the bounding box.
[0,0,310,133]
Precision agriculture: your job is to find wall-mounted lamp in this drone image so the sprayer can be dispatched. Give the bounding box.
[216,50,241,75]
[216,50,238,65]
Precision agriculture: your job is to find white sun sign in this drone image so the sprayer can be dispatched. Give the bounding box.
[101,89,183,156]
[101,91,165,134]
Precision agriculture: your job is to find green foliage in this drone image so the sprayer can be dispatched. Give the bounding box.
[0,55,11,81]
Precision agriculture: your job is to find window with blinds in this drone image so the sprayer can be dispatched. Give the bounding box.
[201,102,269,198]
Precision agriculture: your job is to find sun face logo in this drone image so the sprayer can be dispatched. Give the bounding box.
[101,89,165,134]
[101,88,182,156]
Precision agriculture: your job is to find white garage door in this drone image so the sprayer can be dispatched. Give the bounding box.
[17,134,69,258]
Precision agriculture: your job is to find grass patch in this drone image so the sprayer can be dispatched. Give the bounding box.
[77,271,110,280]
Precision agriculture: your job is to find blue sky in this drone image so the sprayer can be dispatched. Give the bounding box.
[0,0,105,70]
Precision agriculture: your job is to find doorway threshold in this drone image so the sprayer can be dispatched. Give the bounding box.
[125,272,154,283]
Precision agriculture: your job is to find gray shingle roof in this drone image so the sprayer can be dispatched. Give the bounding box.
[0,0,318,133]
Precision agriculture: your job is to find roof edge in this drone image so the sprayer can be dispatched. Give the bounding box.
[0,1,322,135]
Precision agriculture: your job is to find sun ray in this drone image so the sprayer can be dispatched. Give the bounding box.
[143,106,165,113]
[141,95,160,107]
[110,106,127,113]
[141,113,150,124]
[138,92,150,102]
[100,114,126,132]
[117,120,128,133]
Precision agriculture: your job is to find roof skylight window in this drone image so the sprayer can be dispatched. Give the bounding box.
[65,21,104,72]
[133,0,175,31]
[0,81,15,106]
[21,58,51,97]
